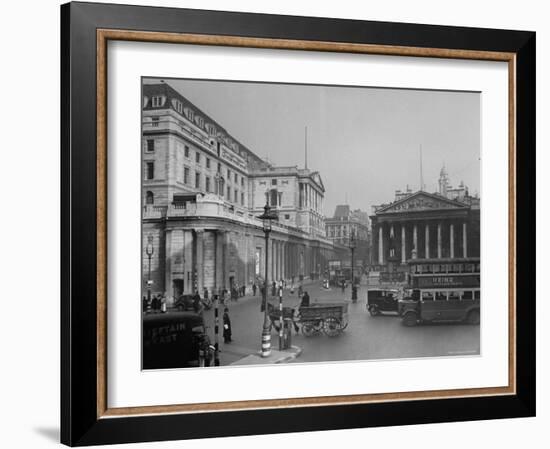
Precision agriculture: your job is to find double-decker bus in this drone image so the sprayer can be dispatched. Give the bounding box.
[398,258,480,326]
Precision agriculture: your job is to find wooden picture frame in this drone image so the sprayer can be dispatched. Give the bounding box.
[61,1,535,446]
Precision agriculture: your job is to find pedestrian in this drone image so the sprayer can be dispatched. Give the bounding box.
[203,287,209,300]
[193,291,202,313]
[142,296,148,313]
[341,279,346,293]
[160,294,167,313]
[242,285,246,296]
[300,291,310,308]
[151,295,158,313]
[223,307,232,343]
[252,283,257,296]
[297,284,303,298]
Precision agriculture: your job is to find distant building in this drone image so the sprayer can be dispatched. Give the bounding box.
[141,82,347,302]
[325,205,371,266]
[370,167,480,272]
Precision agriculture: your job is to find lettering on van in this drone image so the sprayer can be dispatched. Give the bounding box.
[144,322,187,345]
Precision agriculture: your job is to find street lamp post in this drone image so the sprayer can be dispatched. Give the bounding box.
[350,230,357,302]
[258,202,277,358]
[145,234,154,302]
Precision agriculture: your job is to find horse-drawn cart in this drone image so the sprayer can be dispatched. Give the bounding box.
[267,301,349,337]
[298,302,348,337]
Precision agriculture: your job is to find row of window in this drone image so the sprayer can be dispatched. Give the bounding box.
[146,138,246,188]
[145,165,245,206]
[410,263,480,274]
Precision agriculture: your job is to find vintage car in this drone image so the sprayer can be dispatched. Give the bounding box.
[398,288,480,326]
[174,294,197,311]
[366,289,400,316]
[142,311,213,369]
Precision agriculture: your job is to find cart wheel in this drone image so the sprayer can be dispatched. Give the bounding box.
[340,320,348,330]
[302,323,316,337]
[323,318,341,337]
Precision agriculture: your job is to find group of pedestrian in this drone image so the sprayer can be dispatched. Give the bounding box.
[229,284,246,301]
[143,294,166,313]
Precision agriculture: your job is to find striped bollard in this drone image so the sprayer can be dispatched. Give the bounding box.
[261,328,271,357]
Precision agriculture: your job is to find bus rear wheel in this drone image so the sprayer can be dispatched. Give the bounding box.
[467,309,480,325]
[402,312,418,327]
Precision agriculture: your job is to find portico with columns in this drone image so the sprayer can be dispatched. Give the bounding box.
[143,196,346,304]
[370,191,480,271]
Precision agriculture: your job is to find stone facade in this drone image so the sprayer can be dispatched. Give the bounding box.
[141,82,347,302]
[325,205,371,266]
[370,170,480,272]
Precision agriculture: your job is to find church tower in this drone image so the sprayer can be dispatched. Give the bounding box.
[438,165,450,197]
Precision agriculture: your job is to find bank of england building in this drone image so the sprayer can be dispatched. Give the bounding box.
[142,82,347,303]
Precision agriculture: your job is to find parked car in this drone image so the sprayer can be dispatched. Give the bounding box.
[367,289,400,316]
[142,311,213,369]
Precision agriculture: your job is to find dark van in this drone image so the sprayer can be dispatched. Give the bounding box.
[143,312,213,369]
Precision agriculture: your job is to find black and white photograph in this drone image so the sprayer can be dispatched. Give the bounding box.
[141,77,481,369]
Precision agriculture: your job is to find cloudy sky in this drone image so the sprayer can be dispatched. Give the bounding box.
[144,77,480,216]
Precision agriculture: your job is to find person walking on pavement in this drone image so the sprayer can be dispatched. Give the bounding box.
[223,307,232,343]
[252,282,257,296]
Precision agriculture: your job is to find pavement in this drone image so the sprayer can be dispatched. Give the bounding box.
[229,345,302,365]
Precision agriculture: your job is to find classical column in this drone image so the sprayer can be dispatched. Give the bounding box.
[413,224,418,259]
[449,223,455,259]
[223,232,230,290]
[165,229,172,297]
[463,222,468,258]
[401,224,406,264]
[281,242,286,280]
[437,223,442,259]
[378,225,384,265]
[195,229,204,294]
[183,230,193,293]
[215,230,225,291]
[425,223,430,259]
[276,241,280,281]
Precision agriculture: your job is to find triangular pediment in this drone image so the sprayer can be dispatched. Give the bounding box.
[311,172,325,192]
[377,191,468,214]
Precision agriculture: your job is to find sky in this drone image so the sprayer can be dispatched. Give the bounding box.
[144,78,480,216]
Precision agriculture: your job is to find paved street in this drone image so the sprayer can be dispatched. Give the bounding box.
[199,280,480,366]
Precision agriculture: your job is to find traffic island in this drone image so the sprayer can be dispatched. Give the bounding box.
[230,345,302,366]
